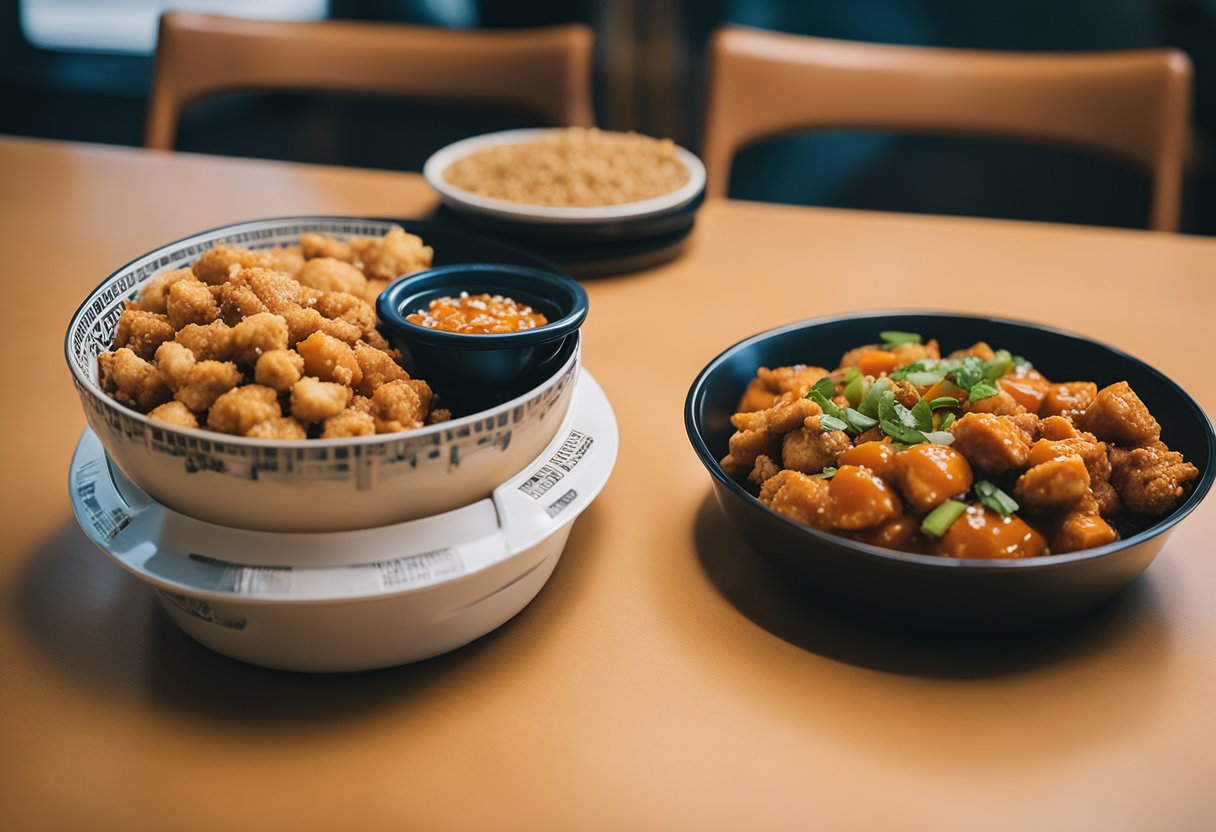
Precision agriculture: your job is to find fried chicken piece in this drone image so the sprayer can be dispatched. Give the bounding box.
[231,312,290,366]
[300,232,355,262]
[427,407,452,424]
[1038,415,1080,441]
[206,384,280,435]
[1109,441,1199,515]
[218,281,270,324]
[193,245,272,285]
[154,340,196,390]
[853,426,885,445]
[371,379,426,433]
[263,245,305,275]
[946,341,996,361]
[965,390,1027,417]
[405,378,434,414]
[166,276,220,330]
[297,258,368,296]
[133,268,193,314]
[758,470,833,530]
[1041,382,1097,420]
[352,341,408,396]
[318,316,364,345]
[297,331,362,387]
[98,348,171,411]
[175,320,234,361]
[351,226,433,280]
[1008,413,1040,442]
[736,365,831,412]
[349,394,374,414]
[950,412,1031,475]
[175,360,243,413]
[1013,457,1091,514]
[720,396,822,476]
[158,338,242,412]
[892,380,921,409]
[236,267,307,314]
[891,339,940,366]
[147,401,199,429]
[321,409,376,438]
[279,304,327,346]
[1050,511,1118,554]
[114,306,175,359]
[361,279,392,305]
[748,454,781,486]
[1029,436,1121,516]
[781,415,852,474]
[838,344,880,368]
[291,377,352,423]
[1077,381,1161,446]
[246,416,308,440]
[315,291,377,337]
[254,349,305,392]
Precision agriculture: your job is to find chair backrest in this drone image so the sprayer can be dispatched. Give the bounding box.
[703,27,1192,231]
[145,13,594,152]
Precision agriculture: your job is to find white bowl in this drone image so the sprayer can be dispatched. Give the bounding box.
[423,128,707,225]
[69,372,618,672]
[65,217,580,533]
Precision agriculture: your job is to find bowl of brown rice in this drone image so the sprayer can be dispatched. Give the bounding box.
[423,127,706,225]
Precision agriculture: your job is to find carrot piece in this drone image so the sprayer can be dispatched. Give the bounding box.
[859,350,898,377]
[922,379,969,401]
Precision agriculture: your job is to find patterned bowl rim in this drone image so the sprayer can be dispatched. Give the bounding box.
[64,215,582,449]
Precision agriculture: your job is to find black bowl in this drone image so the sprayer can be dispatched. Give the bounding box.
[377,263,589,413]
[684,311,1215,632]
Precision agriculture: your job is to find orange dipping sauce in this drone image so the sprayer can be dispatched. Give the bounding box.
[406,292,549,334]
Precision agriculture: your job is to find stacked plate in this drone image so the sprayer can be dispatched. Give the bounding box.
[423,128,707,276]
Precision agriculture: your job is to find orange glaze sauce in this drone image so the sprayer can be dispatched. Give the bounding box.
[406,292,549,334]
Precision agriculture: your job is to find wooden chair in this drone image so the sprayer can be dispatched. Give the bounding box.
[145,12,595,152]
[703,27,1192,231]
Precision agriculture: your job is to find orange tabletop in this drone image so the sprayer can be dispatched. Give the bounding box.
[1,135,1213,831]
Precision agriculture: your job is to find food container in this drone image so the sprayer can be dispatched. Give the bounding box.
[685,311,1215,631]
[64,217,585,533]
[70,372,618,671]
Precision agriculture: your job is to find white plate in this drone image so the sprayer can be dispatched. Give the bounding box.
[423,128,707,226]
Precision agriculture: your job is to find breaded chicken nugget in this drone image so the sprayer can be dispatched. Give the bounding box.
[297,258,368,296]
[353,341,407,396]
[115,306,175,359]
[98,348,171,411]
[175,320,234,361]
[300,232,354,262]
[321,409,376,438]
[166,276,220,330]
[371,379,425,433]
[207,385,280,435]
[297,331,362,387]
[231,312,289,366]
[133,268,193,314]
[291,377,351,423]
[246,416,308,440]
[352,227,433,280]
[147,401,199,429]
[193,245,272,285]
[254,349,305,392]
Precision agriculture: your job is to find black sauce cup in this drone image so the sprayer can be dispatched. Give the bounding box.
[377,264,589,414]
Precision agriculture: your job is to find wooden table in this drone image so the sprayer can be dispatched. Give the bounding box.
[2,136,1213,831]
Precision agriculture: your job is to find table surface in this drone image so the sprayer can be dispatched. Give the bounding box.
[1,135,1213,832]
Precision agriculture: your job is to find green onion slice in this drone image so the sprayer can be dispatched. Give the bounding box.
[880,331,923,349]
[858,376,892,420]
[813,466,838,480]
[974,480,1019,516]
[921,500,968,538]
[878,391,927,445]
[910,397,934,432]
[939,412,956,431]
[928,396,960,410]
[820,414,849,432]
[843,372,866,408]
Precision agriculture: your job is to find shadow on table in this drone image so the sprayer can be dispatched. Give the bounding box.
[692,492,1168,679]
[14,507,605,727]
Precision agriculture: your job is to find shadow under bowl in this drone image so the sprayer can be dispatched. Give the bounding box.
[684,311,1216,632]
[377,263,589,413]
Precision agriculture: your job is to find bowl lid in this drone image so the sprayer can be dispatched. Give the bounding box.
[70,373,618,604]
[423,128,707,225]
